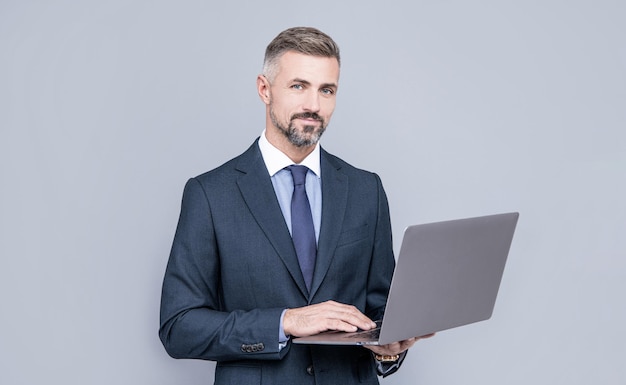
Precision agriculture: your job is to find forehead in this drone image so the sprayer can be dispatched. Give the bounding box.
[275,51,340,84]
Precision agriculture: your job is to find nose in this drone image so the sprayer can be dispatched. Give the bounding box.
[302,89,320,113]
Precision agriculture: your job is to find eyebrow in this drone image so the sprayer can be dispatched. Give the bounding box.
[291,78,338,89]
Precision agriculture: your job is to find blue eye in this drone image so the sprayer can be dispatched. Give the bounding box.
[292,84,304,90]
[321,88,335,95]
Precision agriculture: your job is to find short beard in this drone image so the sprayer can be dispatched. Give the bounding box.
[270,107,326,148]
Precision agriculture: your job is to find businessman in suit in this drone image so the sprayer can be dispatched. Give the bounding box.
[159,27,430,384]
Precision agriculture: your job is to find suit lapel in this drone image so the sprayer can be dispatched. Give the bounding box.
[309,150,348,299]
[235,141,310,298]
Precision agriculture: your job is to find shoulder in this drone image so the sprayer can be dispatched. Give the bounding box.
[321,148,383,185]
[192,139,263,184]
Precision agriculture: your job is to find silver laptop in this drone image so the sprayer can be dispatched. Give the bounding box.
[293,212,519,346]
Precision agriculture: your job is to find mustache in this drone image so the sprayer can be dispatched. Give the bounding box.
[291,112,322,122]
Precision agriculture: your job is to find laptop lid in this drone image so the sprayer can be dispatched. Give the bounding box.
[293,212,519,346]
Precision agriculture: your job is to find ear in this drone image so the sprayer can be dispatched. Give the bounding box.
[256,75,271,105]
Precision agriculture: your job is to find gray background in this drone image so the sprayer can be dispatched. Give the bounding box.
[1,0,624,384]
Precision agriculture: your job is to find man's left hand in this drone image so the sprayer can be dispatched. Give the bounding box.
[365,333,435,356]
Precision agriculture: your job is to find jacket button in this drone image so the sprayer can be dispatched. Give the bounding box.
[306,364,314,375]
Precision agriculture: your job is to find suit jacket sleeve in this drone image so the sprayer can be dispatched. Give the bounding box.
[365,173,395,322]
[367,173,408,378]
[159,177,287,362]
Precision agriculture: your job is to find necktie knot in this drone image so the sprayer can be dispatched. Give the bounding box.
[289,165,309,187]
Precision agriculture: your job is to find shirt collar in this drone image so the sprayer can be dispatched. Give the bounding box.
[258,129,321,178]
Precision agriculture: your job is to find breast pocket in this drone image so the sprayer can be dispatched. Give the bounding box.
[336,224,369,248]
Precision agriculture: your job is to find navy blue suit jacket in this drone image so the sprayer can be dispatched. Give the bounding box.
[159,140,396,384]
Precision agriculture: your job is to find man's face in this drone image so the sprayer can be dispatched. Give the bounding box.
[266,51,339,147]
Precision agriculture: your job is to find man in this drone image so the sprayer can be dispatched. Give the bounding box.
[159,27,430,384]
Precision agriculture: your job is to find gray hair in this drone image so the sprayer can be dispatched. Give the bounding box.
[262,27,341,82]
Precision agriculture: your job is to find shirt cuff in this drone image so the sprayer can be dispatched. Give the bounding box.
[279,309,290,350]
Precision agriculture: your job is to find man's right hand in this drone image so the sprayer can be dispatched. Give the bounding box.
[283,300,377,337]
